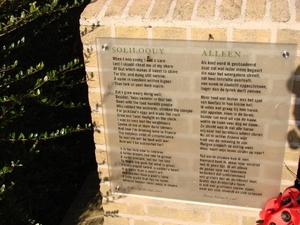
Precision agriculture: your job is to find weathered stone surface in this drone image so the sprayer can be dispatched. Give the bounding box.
[296,0,300,22]
[210,213,239,225]
[245,0,266,21]
[152,27,186,39]
[277,29,300,50]
[233,29,271,42]
[129,0,152,17]
[270,0,290,22]
[150,0,173,19]
[105,0,129,17]
[220,0,242,20]
[81,0,107,19]
[115,26,148,38]
[197,0,216,17]
[191,28,227,41]
[81,26,111,45]
[173,0,195,20]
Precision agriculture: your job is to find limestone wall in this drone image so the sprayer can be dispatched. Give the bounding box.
[80,0,300,224]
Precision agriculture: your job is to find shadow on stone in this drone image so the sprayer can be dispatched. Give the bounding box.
[287,65,300,150]
[286,65,300,189]
[60,172,104,225]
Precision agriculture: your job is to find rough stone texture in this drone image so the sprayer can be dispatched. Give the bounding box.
[94,130,105,145]
[150,0,173,19]
[95,149,107,164]
[81,26,111,45]
[242,216,259,225]
[103,202,145,216]
[245,0,266,21]
[233,29,271,42]
[129,0,152,17]
[91,112,103,126]
[115,26,148,38]
[191,28,227,41]
[147,206,206,223]
[197,0,216,17]
[270,0,290,22]
[220,0,242,20]
[100,183,110,196]
[81,0,107,19]
[105,0,129,17]
[84,51,98,67]
[86,71,100,89]
[173,0,195,20]
[88,92,101,110]
[104,217,130,225]
[152,27,186,39]
[277,29,300,50]
[297,0,300,22]
[210,212,239,225]
[282,165,299,180]
[284,147,299,161]
[99,167,109,181]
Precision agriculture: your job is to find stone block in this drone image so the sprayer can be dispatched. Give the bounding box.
[100,183,111,196]
[296,0,300,22]
[88,92,101,110]
[245,0,266,21]
[284,145,300,161]
[94,130,105,145]
[81,0,107,19]
[84,51,98,67]
[105,0,129,17]
[99,166,109,181]
[150,0,173,19]
[104,217,130,225]
[115,26,148,38]
[270,0,290,22]
[86,71,100,89]
[197,0,216,17]
[81,26,111,45]
[147,206,206,223]
[277,29,300,50]
[103,202,145,216]
[95,149,107,164]
[191,28,227,41]
[152,27,186,39]
[281,164,298,181]
[173,0,195,20]
[242,216,259,225]
[220,0,242,20]
[91,112,103,126]
[129,0,152,17]
[233,29,271,42]
[209,212,239,225]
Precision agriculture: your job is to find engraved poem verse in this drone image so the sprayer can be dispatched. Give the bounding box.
[97,39,295,208]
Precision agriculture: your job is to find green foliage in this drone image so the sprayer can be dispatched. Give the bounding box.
[0,0,95,224]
